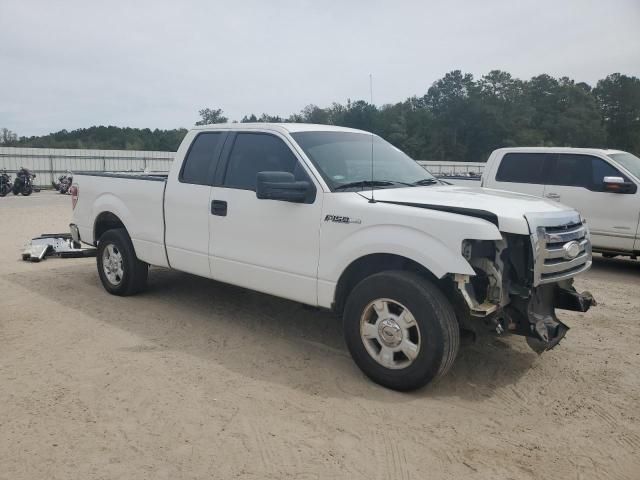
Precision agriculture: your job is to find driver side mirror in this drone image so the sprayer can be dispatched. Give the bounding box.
[256,171,315,203]
[603,176,637,194]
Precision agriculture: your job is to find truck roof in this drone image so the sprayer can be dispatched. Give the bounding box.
[192,122,372,135]
[493,146,626,155]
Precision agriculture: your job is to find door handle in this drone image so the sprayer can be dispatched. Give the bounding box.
[545,193,561,200]
[211,200,227,216]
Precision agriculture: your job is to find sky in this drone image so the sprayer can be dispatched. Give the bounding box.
[1,0,639,137]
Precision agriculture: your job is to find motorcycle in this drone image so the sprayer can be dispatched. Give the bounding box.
[12,167,36,196]
[54,171,73,194]
[0,169,12,197]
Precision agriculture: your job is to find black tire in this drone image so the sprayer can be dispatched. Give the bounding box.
[343,270,459,391]
[96,228,148,296]
[0,184,8,197]
[21,184,32,196]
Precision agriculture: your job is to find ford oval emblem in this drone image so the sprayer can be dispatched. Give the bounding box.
[563,241,581,260]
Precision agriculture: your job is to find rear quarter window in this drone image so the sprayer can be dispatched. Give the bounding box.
[180,132,224,185]
[495,153,548,184]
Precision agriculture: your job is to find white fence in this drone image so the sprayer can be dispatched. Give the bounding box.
[417,161,485,176]
[0,147,175,188]
[0,147,485,188]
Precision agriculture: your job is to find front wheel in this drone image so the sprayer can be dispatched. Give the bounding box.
[0,184,9,197]
[343,271,459,391]
[21,184,32,196]
[97,228,148,296]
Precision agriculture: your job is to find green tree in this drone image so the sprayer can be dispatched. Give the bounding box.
[594,73,640,153]
[241,114,259,123]
[195,108,228,125]
[478,70,536,148]
[299,104,331,124]
[241,113,284,123]
[0,128,18,146]
[421,70,484,161]
[16,126,188,151]
[523,75,605,147]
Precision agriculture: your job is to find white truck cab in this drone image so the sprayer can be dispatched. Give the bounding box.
[70,124,595,390]
[482,147,640,258]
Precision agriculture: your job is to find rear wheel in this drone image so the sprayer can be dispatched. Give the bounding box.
[343,270,459,391]
[97,228,148,296]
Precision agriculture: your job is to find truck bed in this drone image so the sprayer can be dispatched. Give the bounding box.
[73,171,169,267]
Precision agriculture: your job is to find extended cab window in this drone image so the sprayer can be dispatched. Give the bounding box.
[495,153,547,184]
[223,133,306,190]
[180,132,224,185]
[548,154,628,191]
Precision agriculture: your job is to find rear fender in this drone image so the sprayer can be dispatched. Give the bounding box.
[91,193,134,244]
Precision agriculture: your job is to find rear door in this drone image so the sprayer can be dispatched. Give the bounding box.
[543,153,638,252]
[208,131,323,305]
[490,152,550,197]
[164,131,226,277]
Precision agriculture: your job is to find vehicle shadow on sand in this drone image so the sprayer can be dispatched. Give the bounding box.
[590,254,640,277]
[9,262,539,401]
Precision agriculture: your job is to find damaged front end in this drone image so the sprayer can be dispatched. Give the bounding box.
[453,213,595,353]
[505,281,595,353]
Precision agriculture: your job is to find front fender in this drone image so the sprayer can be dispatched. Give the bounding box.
[320,224,476,283]
[316,206,504,309]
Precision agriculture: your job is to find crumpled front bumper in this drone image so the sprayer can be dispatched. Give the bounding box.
[505,280,596,353]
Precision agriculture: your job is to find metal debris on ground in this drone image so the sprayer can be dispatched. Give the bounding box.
[22,233,96,262]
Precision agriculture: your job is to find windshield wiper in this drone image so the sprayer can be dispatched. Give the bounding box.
[412,178,439,186]
[334,180,396,190]
[335,179,425,191]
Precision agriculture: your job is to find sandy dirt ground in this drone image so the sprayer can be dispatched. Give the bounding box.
[0,191,639,480]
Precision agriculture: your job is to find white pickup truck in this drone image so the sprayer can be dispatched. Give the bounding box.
[482,147,640,259]
[70,124,595,390]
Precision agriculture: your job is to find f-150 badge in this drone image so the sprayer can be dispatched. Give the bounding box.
[324,215,362,224]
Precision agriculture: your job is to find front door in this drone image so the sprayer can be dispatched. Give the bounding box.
[208,131,323,305]
[543,153,639,252]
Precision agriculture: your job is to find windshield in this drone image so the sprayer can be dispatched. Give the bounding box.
[608,152,640,180]
[291,131,436,191]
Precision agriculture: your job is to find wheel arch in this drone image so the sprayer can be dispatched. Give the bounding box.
[94,211,128,245]
[332,253,443,314]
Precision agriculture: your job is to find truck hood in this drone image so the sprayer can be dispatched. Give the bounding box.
[359,185,579,235]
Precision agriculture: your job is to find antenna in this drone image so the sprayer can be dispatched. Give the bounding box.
[369,73,375,203]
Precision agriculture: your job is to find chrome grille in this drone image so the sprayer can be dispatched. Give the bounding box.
[525,213,592,286]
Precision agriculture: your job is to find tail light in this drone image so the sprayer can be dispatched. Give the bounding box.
[70,185,79,209]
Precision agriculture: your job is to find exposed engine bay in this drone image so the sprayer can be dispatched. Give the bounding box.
[453,234,596,353]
